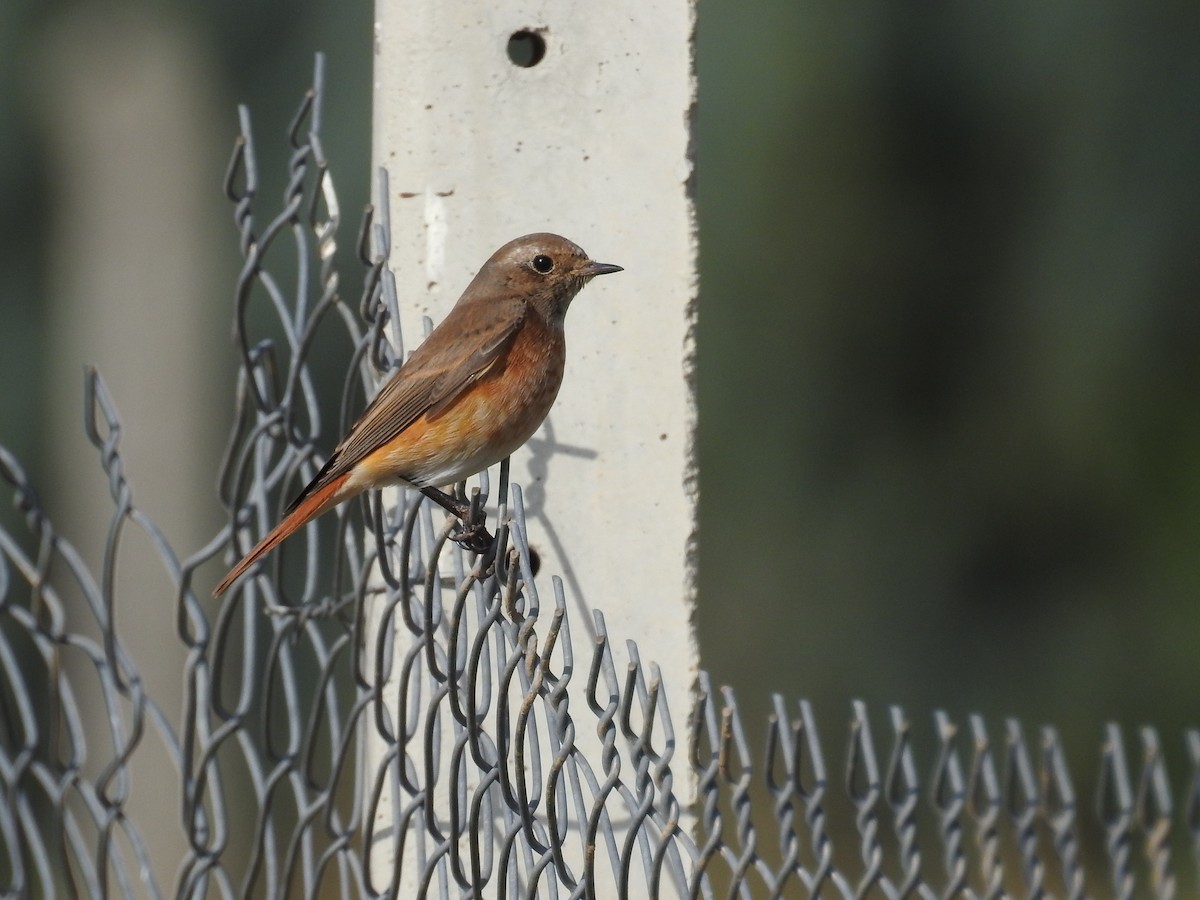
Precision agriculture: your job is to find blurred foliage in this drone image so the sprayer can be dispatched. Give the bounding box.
[696,1,1200,785]
[1,0,1198,806]
[0,0,373,557]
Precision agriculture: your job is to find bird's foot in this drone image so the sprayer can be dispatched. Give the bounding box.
[419,484,497,554]
[447,504,495,554]
[449,520,496,554]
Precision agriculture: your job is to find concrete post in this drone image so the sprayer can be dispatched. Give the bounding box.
[370,0,697,891]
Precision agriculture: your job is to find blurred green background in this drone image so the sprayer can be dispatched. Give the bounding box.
[2,0,1199,861]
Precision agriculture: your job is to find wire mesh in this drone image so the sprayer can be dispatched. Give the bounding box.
[1,55,1198,899]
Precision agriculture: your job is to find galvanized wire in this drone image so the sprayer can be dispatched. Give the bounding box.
[1,55,1199,899]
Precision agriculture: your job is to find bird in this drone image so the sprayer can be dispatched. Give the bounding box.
[213,232,622,597]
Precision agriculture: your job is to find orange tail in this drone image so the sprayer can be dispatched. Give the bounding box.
[213,472,353,597]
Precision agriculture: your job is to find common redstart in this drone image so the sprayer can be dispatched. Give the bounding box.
[214,232,621,597]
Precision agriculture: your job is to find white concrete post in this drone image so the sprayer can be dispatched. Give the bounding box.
[370,0,697,891]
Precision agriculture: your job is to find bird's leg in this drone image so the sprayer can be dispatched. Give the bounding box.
[419,485,471,519]
[419,485,496,553]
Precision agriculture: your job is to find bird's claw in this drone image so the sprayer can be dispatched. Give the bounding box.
[449,517,495,554]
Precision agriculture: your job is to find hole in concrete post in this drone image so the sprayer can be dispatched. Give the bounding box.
[506,30,546,67]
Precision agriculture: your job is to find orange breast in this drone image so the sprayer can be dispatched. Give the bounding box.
[356,313,567,489]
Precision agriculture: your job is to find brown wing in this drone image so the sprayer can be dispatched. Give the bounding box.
[283,296,527,513]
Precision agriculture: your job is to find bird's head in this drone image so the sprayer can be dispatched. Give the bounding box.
[472,232,622,323]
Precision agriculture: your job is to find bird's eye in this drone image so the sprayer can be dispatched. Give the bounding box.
[531,254,555,274]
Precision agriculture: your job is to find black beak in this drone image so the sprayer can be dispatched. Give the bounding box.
[581,260,623,277]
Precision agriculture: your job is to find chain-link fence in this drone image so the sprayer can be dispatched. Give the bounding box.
[2,57,1198,899]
